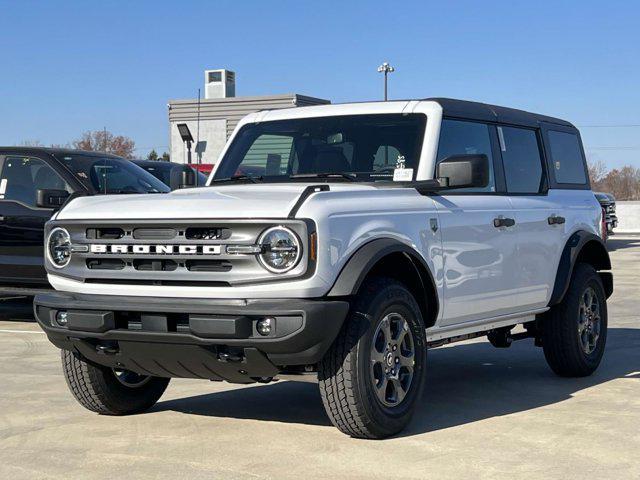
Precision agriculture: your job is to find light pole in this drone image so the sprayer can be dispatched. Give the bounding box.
[377,62,395,101]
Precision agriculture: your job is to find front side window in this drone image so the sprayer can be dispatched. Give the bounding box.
[498,126,545,194]
[214,114,426,182]
[548,130,587,184]
[0,156,70,207]
[436,119,496,192]
[55,154,170,194]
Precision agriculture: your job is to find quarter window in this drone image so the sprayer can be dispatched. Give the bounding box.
[548,131,587,184]
[0,156,69,208]
[498,126,545,194]
[436,119,495,192]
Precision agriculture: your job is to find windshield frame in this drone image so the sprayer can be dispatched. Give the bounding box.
[212,113,427,184]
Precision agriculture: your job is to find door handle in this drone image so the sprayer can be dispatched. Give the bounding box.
[493,217,516,228]
[0,215,5,223]
[547,215,566,225]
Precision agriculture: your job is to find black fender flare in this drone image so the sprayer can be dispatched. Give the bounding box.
[326,238,439,324]
[549,230,613,306]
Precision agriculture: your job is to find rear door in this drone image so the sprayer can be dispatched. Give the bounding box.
[0,154,72,285]
[433,119,520,326]
[496,125,564,310]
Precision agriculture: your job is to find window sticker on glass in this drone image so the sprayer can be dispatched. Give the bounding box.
[393,155,413,181]
[0,178,7,196]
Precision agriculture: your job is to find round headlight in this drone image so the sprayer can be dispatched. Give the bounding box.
[47,227,72,268]
[257,226,302,273]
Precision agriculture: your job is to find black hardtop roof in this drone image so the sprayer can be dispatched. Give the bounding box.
[0,146,124,159]
[426,97,575,129]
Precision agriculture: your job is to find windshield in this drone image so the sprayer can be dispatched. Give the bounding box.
[55,154,170,194]
[213,114,426,182]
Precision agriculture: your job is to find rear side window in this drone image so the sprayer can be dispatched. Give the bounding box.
[548,131,587,184]
[436,119,496,192]
[498,126,544,194]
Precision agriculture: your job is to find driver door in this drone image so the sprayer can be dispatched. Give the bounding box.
[0,155,71,285]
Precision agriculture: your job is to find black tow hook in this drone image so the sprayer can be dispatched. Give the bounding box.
[96,344,119,355]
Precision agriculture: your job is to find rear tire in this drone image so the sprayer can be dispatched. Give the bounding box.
[61,350,170,415]
[542,263,608,377]
[318,277,427,439]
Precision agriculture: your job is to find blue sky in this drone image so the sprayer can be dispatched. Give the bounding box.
[0,0,638,168]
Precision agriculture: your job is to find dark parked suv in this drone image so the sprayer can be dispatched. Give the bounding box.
[132,160,207,190]
[0,147,169,293]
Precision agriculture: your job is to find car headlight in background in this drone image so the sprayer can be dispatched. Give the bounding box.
[47,227,72,268]
[257,226,302,273]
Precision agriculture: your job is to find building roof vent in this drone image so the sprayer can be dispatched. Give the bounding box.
[204,69,236,99]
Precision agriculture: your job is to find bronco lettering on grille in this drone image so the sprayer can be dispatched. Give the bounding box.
[88,244,222,255]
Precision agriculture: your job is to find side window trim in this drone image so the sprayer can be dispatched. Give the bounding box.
[488,124,507,193]
[540,122,590,190]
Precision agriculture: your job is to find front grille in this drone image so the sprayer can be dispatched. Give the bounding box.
[49,219,311,286]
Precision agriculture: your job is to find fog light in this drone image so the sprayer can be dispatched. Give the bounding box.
[256,317,274,336]
[56,311,68,327]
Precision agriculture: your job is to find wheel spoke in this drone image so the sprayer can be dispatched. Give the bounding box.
[390,378,407,404]
[381,319,392,345]
[370,348,386,363]
[399,352,415,368]
[375,377,389,404]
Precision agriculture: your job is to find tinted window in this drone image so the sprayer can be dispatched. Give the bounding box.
[548,131,587,184]
[498,126,544,193]
[55,155,169,194]
[215,114,426,182]
[436,119,495,192]
[0,156,70,207]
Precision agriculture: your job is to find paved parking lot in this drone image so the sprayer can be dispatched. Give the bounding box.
[1,237,638,480]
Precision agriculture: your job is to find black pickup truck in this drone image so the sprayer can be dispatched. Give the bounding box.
[0,147,169,294]
[594,192,618,235]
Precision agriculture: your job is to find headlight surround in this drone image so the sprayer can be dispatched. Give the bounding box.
[257,226,302,273]
[47,227,72,268]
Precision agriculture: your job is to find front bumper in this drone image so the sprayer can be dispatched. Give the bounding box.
[34,292,349,383]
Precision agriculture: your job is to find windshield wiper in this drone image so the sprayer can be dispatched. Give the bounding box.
[211,174,262,184]
[289,173,357,182]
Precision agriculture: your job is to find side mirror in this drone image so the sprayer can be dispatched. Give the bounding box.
[36,189,71,209]
[436,154,489,189]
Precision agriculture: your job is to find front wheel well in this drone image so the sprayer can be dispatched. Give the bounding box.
[364,252,438,329]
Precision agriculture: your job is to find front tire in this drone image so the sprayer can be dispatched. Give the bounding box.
[61,350,170,415]
[542,263,608,377]
[318,277,427,439]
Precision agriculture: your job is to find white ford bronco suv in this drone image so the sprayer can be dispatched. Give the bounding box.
[35,98,613,439]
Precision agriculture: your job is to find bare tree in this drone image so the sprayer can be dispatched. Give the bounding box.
[19,139,44,146]
[73,130,136,159]
[587,159,608,191]
[602,166,640,201]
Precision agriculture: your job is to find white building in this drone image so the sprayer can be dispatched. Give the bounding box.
[168,69,330,165]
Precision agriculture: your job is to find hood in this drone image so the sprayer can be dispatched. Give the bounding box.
[56,183,376,220]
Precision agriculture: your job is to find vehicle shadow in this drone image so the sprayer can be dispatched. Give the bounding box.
[155,327,640,436]
[0,296,35,321]
[607,237,640,252]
